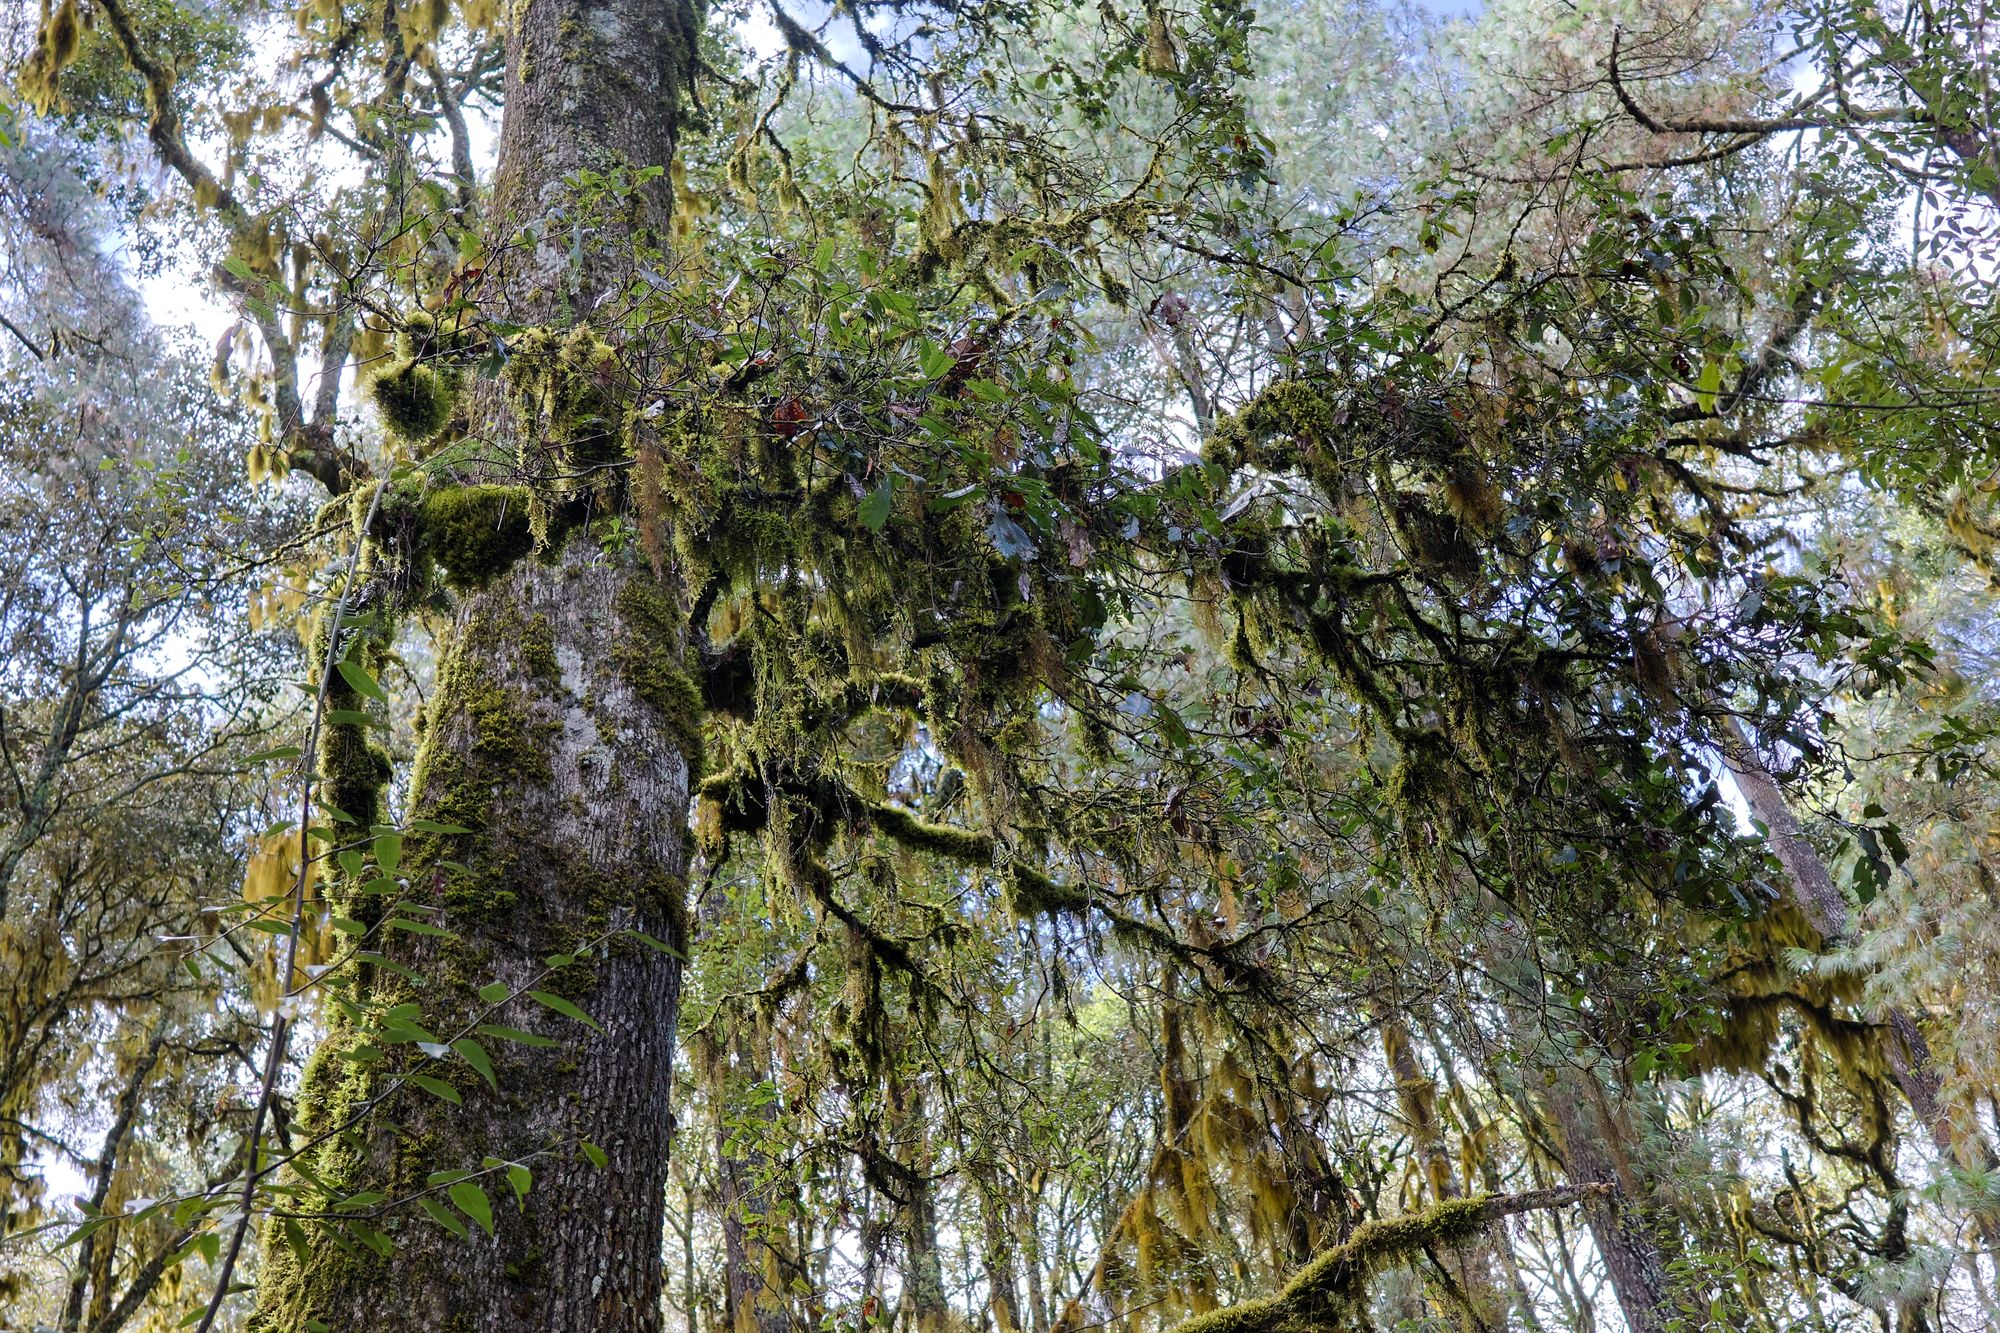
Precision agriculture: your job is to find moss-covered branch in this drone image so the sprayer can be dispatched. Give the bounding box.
[1160,1185,1612,1333]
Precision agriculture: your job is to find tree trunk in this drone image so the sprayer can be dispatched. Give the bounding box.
[253,549,694,1331]
[891,1084,951,1333]
[489,0,694,317]
[1539,1077,1672,1333]
[1476,916,1675,1333]
[1719,718,2000,1188]
[710,1026,793,1333]
[252,0,702,1325]
[1375,1009,1507,1329]
[975,1168,1024,1333]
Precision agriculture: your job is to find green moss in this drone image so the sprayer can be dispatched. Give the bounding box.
[1390,493,1480,581]
[392,308,481,360]
[368,356,458,445]
[869,802,994,863]
[612,574,704,776]
[419,484,536,589]
[504,325,628,474]
[1166,1196,1500,1333]
[1005,863,1090,918]
[521,612,560,684]
[319,721,392,827]
[309,609,395,829]
[403,604,561,924]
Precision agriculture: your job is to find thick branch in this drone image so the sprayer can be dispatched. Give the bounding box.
[1161,1185,1613,1333]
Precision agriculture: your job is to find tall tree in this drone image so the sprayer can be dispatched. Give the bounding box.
[245,0,703,1327]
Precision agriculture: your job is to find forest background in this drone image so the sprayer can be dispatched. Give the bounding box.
[2,0,2000,1331]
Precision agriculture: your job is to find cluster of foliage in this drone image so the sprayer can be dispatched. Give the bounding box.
[4,0,2000,1331]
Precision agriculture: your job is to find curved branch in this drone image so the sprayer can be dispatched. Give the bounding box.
[1160,1185,1614,1333]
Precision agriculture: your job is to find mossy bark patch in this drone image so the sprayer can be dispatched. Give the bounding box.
[252,544,694,1333]
[611,572,704,776]
[420,485,536,589]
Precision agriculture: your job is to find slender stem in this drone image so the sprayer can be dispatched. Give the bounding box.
[192,478,388,1333]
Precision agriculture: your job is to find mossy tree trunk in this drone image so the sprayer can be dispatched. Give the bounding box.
[1478,917,1674,1333]
[256,551,695,1332]
[254,0,702,1327]
[1374,1010,1508,1329]
[704,1024,795,1333]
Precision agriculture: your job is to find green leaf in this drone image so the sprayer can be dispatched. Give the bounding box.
[526,990,604,1032]
[244,745,303,764]
[859,476,894,532]
[624,930,686,961]
[418,1197,468,1238]
[579,1140,608,1168]
[476,982,510,1004]
[918,338,954,380]
[408,1074,462,1105]
[60,1216,114,1248]
[329,915,367,936]
[1695,357,1723,413]
[506,1164,532,1206]
[408,819,471,835]
[448,1181,494,1236]
[323,710,375,729]
[337,660,389,702]
[477,1023,559,1048]
[372,833,403,875]
[384,917,451,937]
[452,1037,497,1088]
[346,1219,394,1256]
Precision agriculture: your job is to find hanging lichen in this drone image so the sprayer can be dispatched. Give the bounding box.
[19,0,84,114]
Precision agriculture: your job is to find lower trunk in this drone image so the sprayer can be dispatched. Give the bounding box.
[894,1088,951,1333]
[976,1170,1024,1333]
[713,1028,793,1333]
[1477,916,1674,1333]
[1016,1185,1050,1333]
[1541,1077,1672,1333]
[253,547,696,1332]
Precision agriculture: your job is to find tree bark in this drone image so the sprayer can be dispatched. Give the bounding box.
[1375,1009,1508,1329]
[1538,1077,1672,1333]
[1476,916,1676,1333]
[489,0,694,318]
[710,1026,793,1333]
[974,1167,1025,1333]
[254,549,693,1331]
[250,0,703,1325]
